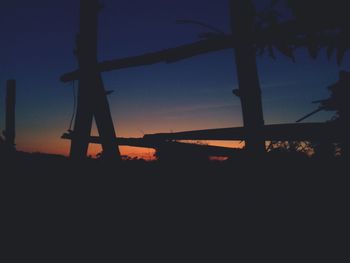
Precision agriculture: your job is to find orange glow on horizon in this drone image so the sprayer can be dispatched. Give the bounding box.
[15,102,244,160]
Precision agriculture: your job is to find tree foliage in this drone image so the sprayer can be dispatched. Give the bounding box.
[256,0,350,64]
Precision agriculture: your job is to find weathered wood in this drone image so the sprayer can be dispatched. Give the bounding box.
[60,36,233,82]
[62,133,241,157]
[60,16,347,83]
[63,1,266,157]
[63,133,152,147]
[70,0,120,160]
[4,79,16,148]
[230,0,265,154]
[62,1,344,159]
[92,74,121,160]
[143,123,341,142]
[59,19,323,84]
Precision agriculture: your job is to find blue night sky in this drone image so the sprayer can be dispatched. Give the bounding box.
[0,0,348,156]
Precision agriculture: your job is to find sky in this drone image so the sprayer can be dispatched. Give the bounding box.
[0,0,348,158]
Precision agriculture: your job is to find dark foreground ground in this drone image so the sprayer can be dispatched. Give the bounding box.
[0,151,349,262]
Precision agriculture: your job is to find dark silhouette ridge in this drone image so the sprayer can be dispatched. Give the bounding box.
[1,147,347,261]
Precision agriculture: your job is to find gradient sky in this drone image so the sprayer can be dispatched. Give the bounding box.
[0,0,349,158]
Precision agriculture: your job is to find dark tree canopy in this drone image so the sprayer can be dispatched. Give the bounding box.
[259,0,350,63]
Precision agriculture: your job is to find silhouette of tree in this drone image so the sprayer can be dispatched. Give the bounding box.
[319,71,350,157]
[259,0,350,64]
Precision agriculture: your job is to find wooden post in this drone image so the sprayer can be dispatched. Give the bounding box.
[4,79,16,149]
[230,0,266,155]
[70,0,121,160]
